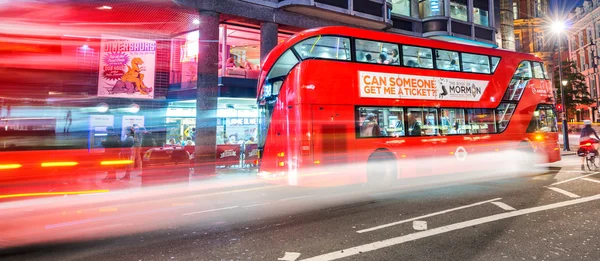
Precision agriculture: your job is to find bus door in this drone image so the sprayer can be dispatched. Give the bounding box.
[311,105,356,185]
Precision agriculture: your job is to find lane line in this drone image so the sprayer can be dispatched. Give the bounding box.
[183,185,285,199]
[46,206,183,229]
[279,196,313,202]
[412,221,427,231]
[546,187,580,198]
[278,252,301,261]
[490,201,516,211]
[181,206,238,216]
[581,178,600,184]
[243,202,272,208]
[300,194,600,261]
[550,172,600,186]
[356,197,502,233]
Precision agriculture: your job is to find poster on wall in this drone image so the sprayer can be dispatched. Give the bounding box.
[121,115,145,140]
[181,62,197,89]
[98,35,156,99]
[358,71,489,102]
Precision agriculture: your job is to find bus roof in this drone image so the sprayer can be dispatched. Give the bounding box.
[258,26,540,94]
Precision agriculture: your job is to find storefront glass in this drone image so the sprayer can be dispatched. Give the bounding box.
[450,0,468,22]
[419,0,444,18]
[391,0,411,17]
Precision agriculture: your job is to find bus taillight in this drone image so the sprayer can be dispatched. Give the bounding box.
[277,152,285,158]
[278,161,285,167]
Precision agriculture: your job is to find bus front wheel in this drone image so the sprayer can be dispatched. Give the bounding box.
[367,151,397,187]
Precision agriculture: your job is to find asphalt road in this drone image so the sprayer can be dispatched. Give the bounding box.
[2,155,600,261]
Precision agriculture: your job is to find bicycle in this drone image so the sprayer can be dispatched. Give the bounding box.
[578,140,600,172]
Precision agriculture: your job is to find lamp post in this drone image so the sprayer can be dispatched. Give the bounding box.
[553,21,570,151]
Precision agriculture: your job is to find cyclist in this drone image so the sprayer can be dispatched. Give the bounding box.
[580,120,600,170]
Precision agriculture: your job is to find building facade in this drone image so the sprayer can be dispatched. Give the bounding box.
[0,0,505,172]
[567,0,600,121]
[512,0,552,72]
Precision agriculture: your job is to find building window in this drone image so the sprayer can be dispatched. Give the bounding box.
[391,0,411,17]
[534,32,544,52]
[355,39,400,65]
[533,0,543,18]
[514,33,521,51]
[596,22,600,38]
[579,32,585,47]
[450,0,468,21]
[580,52,586,70]
[513,2,518,19]
[402,45,433,68]
[419,0,444,18]
[435,49,460,71]
[473,0,489,26]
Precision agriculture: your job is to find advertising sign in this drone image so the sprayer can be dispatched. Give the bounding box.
[98,35,156,99]
[358,71,489,101]
[216,144,241,165]
[121,115,145,140]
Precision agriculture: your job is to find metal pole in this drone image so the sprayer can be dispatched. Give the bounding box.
[558,34,570,151]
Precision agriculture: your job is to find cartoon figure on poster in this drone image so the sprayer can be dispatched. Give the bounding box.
[98,35,156,99]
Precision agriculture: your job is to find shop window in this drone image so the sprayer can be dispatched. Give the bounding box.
[450,0,468,22]
[526,105,558,133]
[391,0,411,17]
[356,107,405,137]
[461,53,490,74]
[402,45,433,68]
[466,108,496,134]
[435,49,460,71]
[473,0,489,26]
[513,2,518,20]
[491,57,500,73]
[419,0,444,18]
[532,62,545,79]
[440,108,467,135]
[355,39,400,65]
[407,107,438,136]
[293,36,351,61]
[496,103,516,132]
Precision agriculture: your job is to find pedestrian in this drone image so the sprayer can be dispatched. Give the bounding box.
[186,137,195,146]
[101,126,121,181]
[132,126,143,169]
[121,127,135,180]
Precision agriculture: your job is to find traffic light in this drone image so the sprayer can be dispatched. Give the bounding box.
[556,104,562,112]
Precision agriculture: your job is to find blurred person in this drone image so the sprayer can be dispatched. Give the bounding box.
[132,126,143,169]
[63,110,72,134]
[167,138,176,145]
[228,134,240,144]
[101,127,121,181]
[389,49,400,65]
[365,53,373,63]
[186,137,195,146]
[121,127,135,180]
[245,137,256,144]
[190,127,196,140]
[179,135,186,146]
[360,113,380,137]
[377,52,389,64]
[580,120,600,171]
[407,113,421,136]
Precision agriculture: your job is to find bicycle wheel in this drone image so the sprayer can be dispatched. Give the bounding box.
[586,155,599,172]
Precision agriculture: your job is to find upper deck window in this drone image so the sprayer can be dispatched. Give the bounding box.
[402,45,433,69]
[293,36,351,61]
[532,62,545,79]
[491,57,500,73]
[355,39,400,65]
[461,53,490,74]
[261,49,299,99]
[435,50,460,71]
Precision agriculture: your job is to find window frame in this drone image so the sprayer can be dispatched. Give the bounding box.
[292,35,353,61]
[435,49,461,72]
[402,44,435,69]
[532,61,545,79]
[460,52,492,74]
[354,38,402,67]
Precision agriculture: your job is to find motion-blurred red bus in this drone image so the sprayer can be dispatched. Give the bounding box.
[257,26,560,187]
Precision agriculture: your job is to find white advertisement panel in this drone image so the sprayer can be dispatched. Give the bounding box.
[121,115,145,140]
[98,35,156,99]
[358,71,489,101]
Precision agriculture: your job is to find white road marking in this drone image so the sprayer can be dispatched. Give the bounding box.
[278,252,301,261]
[300,194,600,261]
[181,206,238,216]
[279,196,312,202]
[490,201,516,211]
[546,187,580,198]
[356,197,501,233]
[412,221,427,231]
[243,202,272,208]
[550,172,600,185]
[581,178,600,184]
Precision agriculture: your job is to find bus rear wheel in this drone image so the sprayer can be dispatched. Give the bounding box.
[367,151,397,187]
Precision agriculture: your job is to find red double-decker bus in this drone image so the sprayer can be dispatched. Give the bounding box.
[257,26,560,187]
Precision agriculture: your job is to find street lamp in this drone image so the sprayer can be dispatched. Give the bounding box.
[562,80,568,86]
[552,20,570,151]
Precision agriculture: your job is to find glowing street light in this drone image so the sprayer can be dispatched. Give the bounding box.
[553,19,569,151]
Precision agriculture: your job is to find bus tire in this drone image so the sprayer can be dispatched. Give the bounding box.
[366,151,397,187]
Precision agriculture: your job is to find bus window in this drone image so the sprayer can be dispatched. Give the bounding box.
[532,62,545,79]
[356,107,405,137]
[440,108,466,135]
[406,108,437,135]
[491,57,500,73]
[466,108,497,134]
[293,36,351,61]
[261,49,299,99]
[435,50,460,71]
[402,45,433,69]
[527,105,558,133]
[502,61,532,101]
[461,53,490,74]
[355,39,400,65]
[496,103,517,132]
